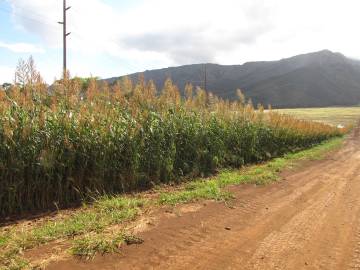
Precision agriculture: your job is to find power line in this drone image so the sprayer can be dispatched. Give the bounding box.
[203,64,207,92]
[186,65,208,89]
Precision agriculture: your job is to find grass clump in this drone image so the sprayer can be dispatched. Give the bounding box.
[0,253,29,270]
[70,233,125,259]
[0,233,10,248]
[11,197,145,250]
[0,196,145,269]
[159,180,233,205]
[70,232,144,259]
[93,196,147,224]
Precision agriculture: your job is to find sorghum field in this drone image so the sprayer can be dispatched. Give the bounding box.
[0,73,346,218]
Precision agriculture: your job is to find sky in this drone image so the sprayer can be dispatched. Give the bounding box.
[0,0,360,83]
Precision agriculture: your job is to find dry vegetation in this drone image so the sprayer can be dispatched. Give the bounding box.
[275,107,360,126]
[0,58,346,219]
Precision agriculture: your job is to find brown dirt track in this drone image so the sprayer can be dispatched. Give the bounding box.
[47,128,360,270]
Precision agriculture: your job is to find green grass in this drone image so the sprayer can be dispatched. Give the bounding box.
[0,233,10,248]
[70,232,144,260]
[0,196,146,269]
[17,197,145,249]
[158,180,233,205]
[0,137,345,269]
[275,107,360,126]
[70,233,125,259]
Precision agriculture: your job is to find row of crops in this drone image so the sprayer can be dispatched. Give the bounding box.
[0,76,345,217]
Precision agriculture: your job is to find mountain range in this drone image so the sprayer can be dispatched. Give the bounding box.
[105,50,360,108]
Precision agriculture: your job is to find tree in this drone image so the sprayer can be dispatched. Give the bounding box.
[15,56,43,88]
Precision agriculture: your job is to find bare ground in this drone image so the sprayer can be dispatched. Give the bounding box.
[47,129,360,270]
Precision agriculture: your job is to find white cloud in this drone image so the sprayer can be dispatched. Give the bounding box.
[7,0,274,68]
[0,41,44,53]
[6,0,360,81]
[0,66,15,83]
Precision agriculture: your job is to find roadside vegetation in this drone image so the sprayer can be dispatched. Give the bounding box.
[0,136,344,269]
[0,58,345,219]
[0,57,348,269]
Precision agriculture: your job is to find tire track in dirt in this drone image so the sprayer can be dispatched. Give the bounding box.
[348,224,360,270]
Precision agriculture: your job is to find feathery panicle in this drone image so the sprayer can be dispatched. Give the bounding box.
[0,60,346,217]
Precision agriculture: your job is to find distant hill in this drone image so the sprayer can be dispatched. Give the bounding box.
[105,50,360,108]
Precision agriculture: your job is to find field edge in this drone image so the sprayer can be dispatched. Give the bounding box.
[0,136,346,269]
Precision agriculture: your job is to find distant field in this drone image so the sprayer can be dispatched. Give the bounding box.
[275,107,360,126]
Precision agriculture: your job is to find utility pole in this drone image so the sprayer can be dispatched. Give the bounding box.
[203,64,207,92]
[58,0,71,78]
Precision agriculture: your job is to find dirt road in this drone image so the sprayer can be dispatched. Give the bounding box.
[48,129,360,270]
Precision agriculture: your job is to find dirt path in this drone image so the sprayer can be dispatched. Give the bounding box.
[48,129,360,270]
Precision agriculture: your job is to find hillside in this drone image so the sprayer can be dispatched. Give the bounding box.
[106,50,360,108]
